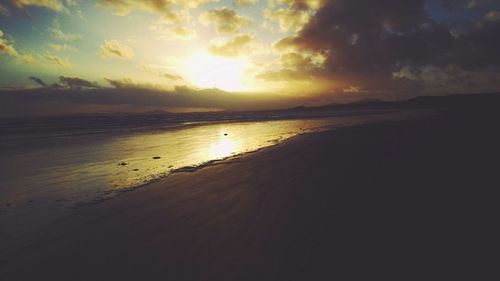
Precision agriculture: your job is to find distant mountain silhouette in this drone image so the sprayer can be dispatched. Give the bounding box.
[351,97,384,104]
[292,92,500,111]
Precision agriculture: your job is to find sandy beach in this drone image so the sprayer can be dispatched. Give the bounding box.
[1,108,498,280]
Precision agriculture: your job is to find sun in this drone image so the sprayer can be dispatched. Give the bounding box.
[181,51,250,92]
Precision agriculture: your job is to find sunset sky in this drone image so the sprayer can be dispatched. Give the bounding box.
[1,0,500,115]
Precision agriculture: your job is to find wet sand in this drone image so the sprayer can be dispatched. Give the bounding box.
[1,108,498,280]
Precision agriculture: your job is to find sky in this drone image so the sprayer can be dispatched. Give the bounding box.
[0,0,500,116]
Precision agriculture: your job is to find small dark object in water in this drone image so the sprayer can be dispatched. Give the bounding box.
[132,169,139,171]
[118,162,128,166]
[224,133,228,136]
[153,156,161,159]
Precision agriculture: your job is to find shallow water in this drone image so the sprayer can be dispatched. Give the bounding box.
[0,110,425,244]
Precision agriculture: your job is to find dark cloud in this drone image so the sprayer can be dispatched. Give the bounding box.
[0,4,10,16]
[59,76,100,89]
[136,63,184,81]
[0,77,320,118]
[443,14,500,70]
[438,0,497,9]
[262,0,500,97]
[29,76,47,87]
[162,73,183,81]
[105,78,160,90]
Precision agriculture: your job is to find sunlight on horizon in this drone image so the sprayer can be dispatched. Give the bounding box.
[181,51,250,92]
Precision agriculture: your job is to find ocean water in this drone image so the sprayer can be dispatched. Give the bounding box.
[0,109,424,246]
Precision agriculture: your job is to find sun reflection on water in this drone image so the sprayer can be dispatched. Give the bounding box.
[0,113,412,213]
[209,135,240,159]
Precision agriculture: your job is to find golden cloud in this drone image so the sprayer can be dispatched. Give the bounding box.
[0,30,18,56]
[11,0,65,11]
[256,52,324,82]
[263,7,311,32]
[18,53,36,64]
[150,23,197,40]
[97,0,218,23]
[199,7,252,34]
[49,19,82,41]
[208,34,253,56]
[234,0,258,5]
[0,30,38,64]
[268,0,324,10]
[43,53,71,67]
[97,0,179,22]
[49,43,76,52]
[100,40,134,59]
[263,0,324,32]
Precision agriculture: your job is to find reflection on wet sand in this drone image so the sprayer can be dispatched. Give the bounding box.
[0,111,425,237]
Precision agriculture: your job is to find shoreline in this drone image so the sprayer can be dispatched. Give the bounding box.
[0,119,343,255]
[1,110,425,214]
[0,113,432,255]
[0,117,394,254]
[1,109,497,280]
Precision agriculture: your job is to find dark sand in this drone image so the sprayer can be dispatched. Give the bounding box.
[1,109,498,280]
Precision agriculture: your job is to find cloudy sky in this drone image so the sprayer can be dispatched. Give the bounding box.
[1,0,500,115]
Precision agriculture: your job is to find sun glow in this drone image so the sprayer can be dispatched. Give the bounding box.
[210,138,238,158]
[182,51,250,92]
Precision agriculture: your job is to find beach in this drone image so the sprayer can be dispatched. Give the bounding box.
[3,0,500,279]
[1,108,498,280]
[0,111,417,245]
